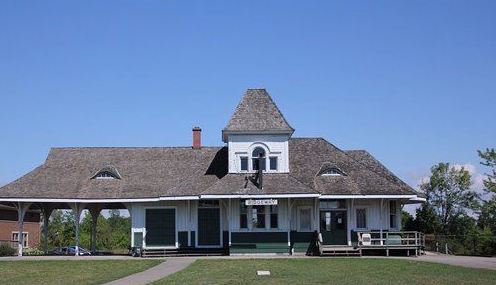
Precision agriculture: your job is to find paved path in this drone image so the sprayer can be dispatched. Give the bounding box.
[414,254,496,270]
[103,257,195,285]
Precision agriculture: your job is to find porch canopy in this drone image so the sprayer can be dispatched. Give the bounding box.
[0,138,424,256]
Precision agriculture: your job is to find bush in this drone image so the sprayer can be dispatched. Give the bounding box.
[23,247,45,256]
[0,243,16,256]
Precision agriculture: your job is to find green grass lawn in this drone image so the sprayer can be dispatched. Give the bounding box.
[0,260,161,285]
[154,258,496,285]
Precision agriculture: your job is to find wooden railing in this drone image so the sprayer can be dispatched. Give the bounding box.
[357,231,425,248]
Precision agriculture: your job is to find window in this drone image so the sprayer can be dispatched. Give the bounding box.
[252,205,266,228]
[270,205,278,228]
[240,157,248,171]
[320,199,346,209]
[252,147,266,171]
[389,201,397,228]
[240,200,248,229]
[95,171,117,179]
[356,208,367,229]
[321,211,331,231]
[269,157,278,171]
[92,168,121,180]
[298,207,312,231]
[321,168,344,176]
[12,232,28,247]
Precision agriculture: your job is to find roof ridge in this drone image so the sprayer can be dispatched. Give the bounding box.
[343,150,416,193]
[50,146,224,150]
[264,89,294,132]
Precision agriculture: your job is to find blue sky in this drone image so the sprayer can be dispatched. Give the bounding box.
[1,1,495,193]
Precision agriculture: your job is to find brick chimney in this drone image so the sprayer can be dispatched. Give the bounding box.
[192,127,202,149]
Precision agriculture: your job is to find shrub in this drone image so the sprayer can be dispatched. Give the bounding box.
[24,247,45,256]
[0,243,16,256]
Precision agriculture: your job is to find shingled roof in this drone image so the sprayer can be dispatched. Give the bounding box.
[222,89,294,141]
[289,138,417,196]
[0,89,420,201]
[0,147,228,200]
[0,138,418,200]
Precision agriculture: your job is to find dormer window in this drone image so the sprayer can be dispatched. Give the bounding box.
[252,147,266,171]
[91,168,121,180]
[321,167,344,176]
[95,171,118,179]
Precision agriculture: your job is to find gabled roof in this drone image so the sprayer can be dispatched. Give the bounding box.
[0,147,228,200]
[0,138,418,200]
[222,89,294,142]
[289,138,417,196]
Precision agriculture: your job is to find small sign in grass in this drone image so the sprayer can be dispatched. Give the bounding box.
[257,270,271,276]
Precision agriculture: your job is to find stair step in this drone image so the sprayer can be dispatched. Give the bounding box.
[141,248,225,257]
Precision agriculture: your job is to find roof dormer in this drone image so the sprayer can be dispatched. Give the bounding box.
[225,89,292,174]
[91,167,121,180]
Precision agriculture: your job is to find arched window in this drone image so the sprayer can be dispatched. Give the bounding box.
[91,168,121,180]
[252,147,266,171]
[95,171,118,179]
[321,167,344,176]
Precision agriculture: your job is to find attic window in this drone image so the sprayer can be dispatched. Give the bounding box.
[252,147,266,171]
[91,168,121,180]
[321,168,344,176]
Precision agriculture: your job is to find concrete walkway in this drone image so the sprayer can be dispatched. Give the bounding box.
[103,257,195,285]
[414,253,496,270]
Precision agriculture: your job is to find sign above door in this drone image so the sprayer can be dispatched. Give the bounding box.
[245,199,278,206]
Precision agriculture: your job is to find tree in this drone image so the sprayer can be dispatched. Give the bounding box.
[420,162,479,233]
[401,211,415,231]
[479,196,496,234]
[478,148,496,193]
[414,204,442,234]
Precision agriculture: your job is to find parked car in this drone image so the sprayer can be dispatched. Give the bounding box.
[68,246,91,256]
[50,247,68,255]
[51,246,91,256]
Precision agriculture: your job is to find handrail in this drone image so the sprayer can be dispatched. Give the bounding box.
[357,231,425,248]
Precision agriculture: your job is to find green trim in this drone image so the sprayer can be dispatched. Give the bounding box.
[145,208,176,247]
[190,231,196,246]
[198,208,221,246]
[230,232,289,254]
[178,231,188,248]
[290,231,314,252]
[230,243,289,254]
[231,232,287,243]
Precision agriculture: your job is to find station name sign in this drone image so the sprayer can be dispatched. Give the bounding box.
[245,199,278,206]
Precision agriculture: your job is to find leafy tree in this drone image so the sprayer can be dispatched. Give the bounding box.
[478,148,496,193]
[46,209,130,251]
[479,196,496,234]
[401,211,415,231]
[413,204,442,234]
[420,162,479,233]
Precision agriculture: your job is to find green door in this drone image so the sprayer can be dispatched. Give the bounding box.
[145,208,176,247]
[198,208,221,246]
[320,210,347,245]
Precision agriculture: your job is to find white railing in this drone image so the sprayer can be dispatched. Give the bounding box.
[357,231,425,248]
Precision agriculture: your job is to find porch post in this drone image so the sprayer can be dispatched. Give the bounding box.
[70,203,85,256]
[379,199,384,245]
[287,198,291,253]
[228,199,231,247]
[348,199,353,246]
[41,204,54,255]
[187,200,191,247]
[313,198,318,231]
[88,204,103,253]
[15,202,32,257]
